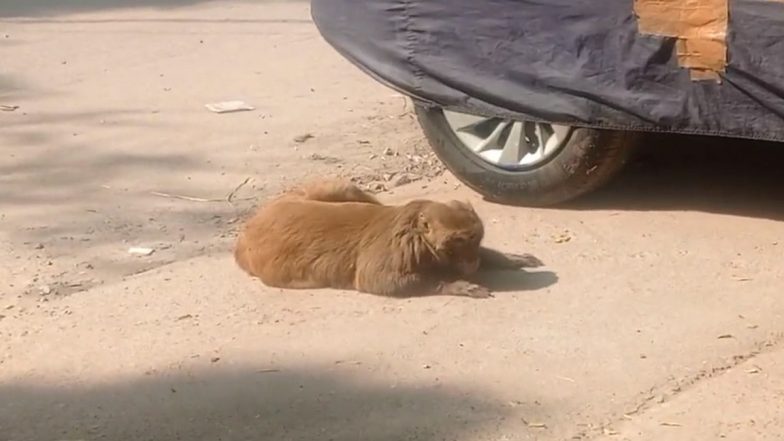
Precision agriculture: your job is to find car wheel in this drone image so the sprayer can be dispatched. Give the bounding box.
[414,104,639,206]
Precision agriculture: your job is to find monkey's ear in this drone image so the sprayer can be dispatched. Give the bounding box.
[417,212,430,232]
[447,200,476,213]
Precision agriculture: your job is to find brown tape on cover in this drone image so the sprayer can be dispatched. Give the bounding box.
[635,0,728,81]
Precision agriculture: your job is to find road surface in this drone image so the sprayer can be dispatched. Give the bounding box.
[1,2,782,440]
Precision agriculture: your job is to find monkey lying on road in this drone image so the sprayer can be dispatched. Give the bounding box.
[234,180,543,298]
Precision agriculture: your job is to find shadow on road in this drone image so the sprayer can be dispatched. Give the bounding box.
[0,111,196,207]
[0,105,249,258]
[0,74,28,103]
[474,269,559,293]
[0,0,302,18]
[571,133,784,222]
[0,365,517,440]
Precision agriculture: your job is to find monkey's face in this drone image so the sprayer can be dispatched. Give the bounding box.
[418,200,484,275]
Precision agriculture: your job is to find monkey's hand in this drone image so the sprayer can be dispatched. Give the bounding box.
[479,247,544,270]
[501,253,544,268]
[438,280,493,299]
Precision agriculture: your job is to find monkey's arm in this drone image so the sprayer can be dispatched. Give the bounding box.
[479,247,544,270]
[435,280,492,298]
[357,270,492,299]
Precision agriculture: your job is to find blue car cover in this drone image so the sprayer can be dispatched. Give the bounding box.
[311,0,784,142]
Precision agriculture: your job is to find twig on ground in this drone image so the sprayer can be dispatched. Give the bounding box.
[226,177,252,203]
[150,177,256,204]
[150,191,220,203]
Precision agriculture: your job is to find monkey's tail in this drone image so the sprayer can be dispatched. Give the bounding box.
[298,180,382,205]
[233,233,254,275]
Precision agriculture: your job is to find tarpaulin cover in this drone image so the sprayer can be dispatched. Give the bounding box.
[311,0,784,142]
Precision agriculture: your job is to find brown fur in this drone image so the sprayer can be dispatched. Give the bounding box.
[234,179,542,298]
[279,179,382,205]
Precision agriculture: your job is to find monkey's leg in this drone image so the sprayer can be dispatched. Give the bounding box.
[479,247,544,270]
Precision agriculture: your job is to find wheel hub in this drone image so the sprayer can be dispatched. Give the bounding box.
[442,110,571,170]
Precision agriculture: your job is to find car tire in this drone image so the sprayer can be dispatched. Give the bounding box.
[415,104,640,206]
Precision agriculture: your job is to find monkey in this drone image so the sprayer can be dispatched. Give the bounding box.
[234,179,543,298]
[287,179,544,269]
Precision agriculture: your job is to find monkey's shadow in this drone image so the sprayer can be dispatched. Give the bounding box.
[472,269,558,293]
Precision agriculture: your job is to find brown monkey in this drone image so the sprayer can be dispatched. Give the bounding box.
[285,180,543,270]
[234,180,542,298]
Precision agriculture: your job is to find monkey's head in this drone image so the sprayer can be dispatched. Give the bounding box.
[415,200,485,275]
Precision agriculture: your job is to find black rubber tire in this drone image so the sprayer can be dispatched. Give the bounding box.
[415,104,640,206]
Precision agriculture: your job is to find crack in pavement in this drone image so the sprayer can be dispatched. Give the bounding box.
[576,331,784,440]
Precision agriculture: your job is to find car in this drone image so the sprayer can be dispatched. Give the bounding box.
[311,0,784,206]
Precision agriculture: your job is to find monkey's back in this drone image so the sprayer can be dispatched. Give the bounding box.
[234,198,394,290]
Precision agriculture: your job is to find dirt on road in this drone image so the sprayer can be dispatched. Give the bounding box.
[1,2,783,441]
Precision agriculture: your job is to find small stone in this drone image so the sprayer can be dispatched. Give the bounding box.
[39,285,52,295]
[383,147,395,156]
[367,181,387,192]
[388,173,413,188]
[211,356,221,363]
[553,232,572,243]
[293,133,314,143]
[308,153,341,164]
